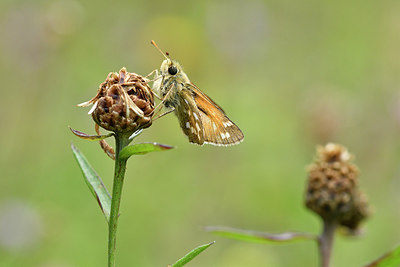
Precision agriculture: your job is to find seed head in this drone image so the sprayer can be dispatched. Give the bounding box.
[79,68,154,134]
[305,143,369,231]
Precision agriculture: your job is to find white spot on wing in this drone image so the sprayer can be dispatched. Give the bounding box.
[186,122,190,128]
[193,113,199,120]
[223,121,233,127]
[184,99,189,104]
[213,122,217,131]
[196,123,201,131]
[226,132,230,138]
[221,133,226,139]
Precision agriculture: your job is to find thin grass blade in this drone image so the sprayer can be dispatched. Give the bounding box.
[205,226,317,244]
[71,143,111,223]
[168,241,215,267]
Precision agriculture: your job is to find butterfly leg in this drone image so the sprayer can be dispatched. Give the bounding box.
[145,69,164,92]
[151,83,174,119]
[152,108,175,122]
[151,79,163,100]
[153,91,163,100]
[149,73,163,99]
[145,69,158,79]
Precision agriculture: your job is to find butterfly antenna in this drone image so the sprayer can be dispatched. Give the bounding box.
[151,40,169,60]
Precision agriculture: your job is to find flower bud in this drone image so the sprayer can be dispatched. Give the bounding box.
[79,68,154,135]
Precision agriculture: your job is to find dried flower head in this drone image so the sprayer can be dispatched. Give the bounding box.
[305,143,369,231]
[78,68,154,135]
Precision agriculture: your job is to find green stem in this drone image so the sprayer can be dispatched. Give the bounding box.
[108,134,130,267]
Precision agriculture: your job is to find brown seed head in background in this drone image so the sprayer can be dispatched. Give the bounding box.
[305,143,369,232]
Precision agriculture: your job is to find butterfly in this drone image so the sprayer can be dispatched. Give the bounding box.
[150,40,244,146]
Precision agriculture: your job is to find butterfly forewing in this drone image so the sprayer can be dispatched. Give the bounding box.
[189,84,244,146]
[175,89,205,145]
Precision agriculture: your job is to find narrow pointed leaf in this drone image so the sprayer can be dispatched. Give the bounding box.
[364,244,400,267]
[119,143,173,160]
[70,127,113,141]
[205,226,317,244]
[71,143,111,222]
[168,241,215,267]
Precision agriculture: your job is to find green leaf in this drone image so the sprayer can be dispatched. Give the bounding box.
[205,226,317,244]
[168,241,215,267]
[364,244,400,267]
[71,143,111,223]
[119,143,173,160]
[70,127,113,141]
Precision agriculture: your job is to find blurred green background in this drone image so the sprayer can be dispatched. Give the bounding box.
[1,0,400,266]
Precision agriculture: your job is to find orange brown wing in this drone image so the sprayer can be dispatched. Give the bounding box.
[188,83,244,146]
[175,88,205,145]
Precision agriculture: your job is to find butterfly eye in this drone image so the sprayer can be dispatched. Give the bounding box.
[168,66,178,75]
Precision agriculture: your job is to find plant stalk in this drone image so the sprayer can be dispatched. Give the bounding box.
[108,133,130,267]
[318,219,337,267]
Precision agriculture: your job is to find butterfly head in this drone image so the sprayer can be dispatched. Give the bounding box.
[159,59,183,77]
[151,40,188,82]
